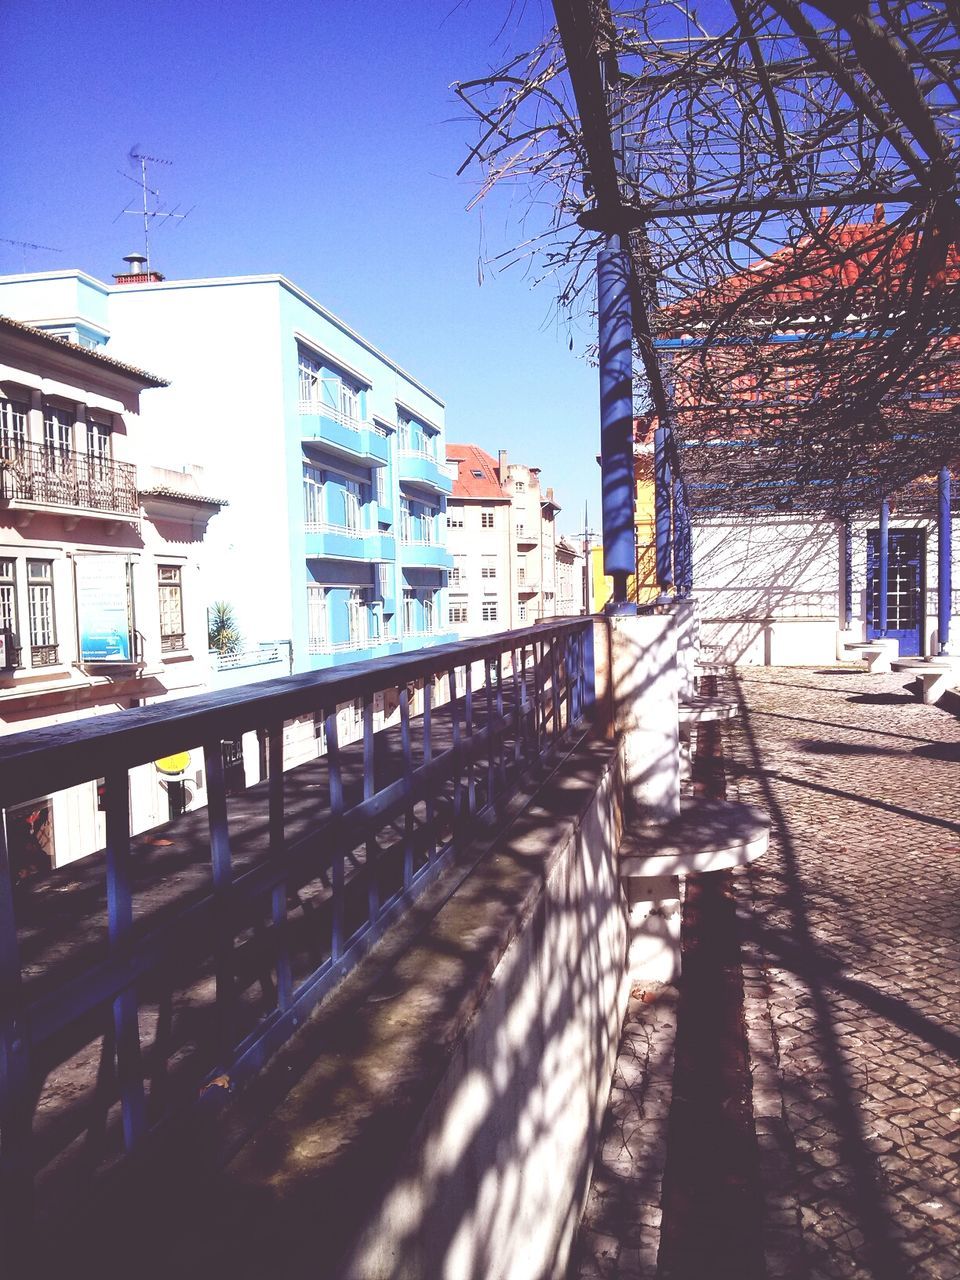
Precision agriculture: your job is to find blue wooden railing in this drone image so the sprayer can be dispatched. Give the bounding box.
[0,618,594,1238]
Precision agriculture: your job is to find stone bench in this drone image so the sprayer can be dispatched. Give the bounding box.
[891,658,958,705]
[844,638,899,673]
[619,798,770,983]
[679,695,739,778]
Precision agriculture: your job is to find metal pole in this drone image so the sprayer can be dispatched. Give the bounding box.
[878,498,890,636]
[842,517,853,629]
[654,424,673,598]
[598,238,636,614]
[938,467,953,654]
[672,474,692,597]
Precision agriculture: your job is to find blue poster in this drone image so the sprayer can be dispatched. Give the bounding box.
[75,556,132,662]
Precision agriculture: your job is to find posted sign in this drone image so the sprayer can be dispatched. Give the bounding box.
[75,556,132,662]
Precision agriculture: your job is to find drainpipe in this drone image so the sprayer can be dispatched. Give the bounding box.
[938,467,953,654]
[878,498,890,636]
[598,237,636,614]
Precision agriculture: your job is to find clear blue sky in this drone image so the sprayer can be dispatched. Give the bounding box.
[1,0,600,538]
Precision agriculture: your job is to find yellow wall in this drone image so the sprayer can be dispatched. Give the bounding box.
[589,453,660,610]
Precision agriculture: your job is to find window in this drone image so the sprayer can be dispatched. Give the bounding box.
[482,602,498,623]
[398,418,410,451]
[515,480,525,492]
[375,465,386,507]
[299,350,322,405]
[0,559,19,667]
[518,562,526,584]
[339,381,360,424]
[471,469,484,479]
[403,588,417,633]
[481,509,494,529]
[346,589,368,648]
[451,557,465,586]
[447,511,464,528]
[307,585,327,652]
[86,420,111,478]
[303,463,324,525]
[481,557,497,584]
[449,603,468,625]
[342,482,361,533]
[368,599,383,642]
[421,507,434,545]
[518,602,527,621]
[423,593,435,634]
[400,497,413,542]
[158,565,185,653]
[0,398,28,461]
[27,559,57,664]
[43,404,73,468]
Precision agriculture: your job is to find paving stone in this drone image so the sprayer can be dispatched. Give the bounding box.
[725,666,960,1280]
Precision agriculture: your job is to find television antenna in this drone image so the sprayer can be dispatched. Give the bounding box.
[114,148,193,273]
[0,237,63,271]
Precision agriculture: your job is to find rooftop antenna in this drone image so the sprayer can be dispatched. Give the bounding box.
[0,237,63,272]
[113,147,193,273]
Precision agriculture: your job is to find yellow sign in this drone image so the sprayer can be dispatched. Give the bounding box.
[155,751,192,777]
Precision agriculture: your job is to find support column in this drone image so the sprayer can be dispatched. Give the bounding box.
[654,424,673,599]
[843,517,853,628]
[878,498,890,636]
[598,241,636,613]
[938,467,953,654]
[673,474,692,597]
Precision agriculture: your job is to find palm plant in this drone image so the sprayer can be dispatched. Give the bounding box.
[207,601,242,655]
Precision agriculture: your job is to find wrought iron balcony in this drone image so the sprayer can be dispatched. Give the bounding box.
[0,444,138,517]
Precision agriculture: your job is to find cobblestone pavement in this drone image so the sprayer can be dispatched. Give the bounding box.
[726,666,960,1280]
[571,984,677,1279]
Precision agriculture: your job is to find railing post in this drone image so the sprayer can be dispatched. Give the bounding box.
[399,685,415,885]
[323,708,346,959]
[204,740,237,1054]
[104,766,147,1149]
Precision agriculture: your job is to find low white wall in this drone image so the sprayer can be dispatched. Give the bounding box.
[701,616,839,666]
[340,748,629,1280]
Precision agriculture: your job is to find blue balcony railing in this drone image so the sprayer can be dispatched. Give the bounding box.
[0,619,594,1241]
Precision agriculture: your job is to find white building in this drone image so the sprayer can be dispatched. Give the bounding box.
[0,316,221,872]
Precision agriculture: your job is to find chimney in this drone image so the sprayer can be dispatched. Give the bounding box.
[114,251,165,285]
[498,449,508,480]
[547,486,554,503]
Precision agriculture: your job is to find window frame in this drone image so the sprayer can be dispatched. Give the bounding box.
[158,563,186,653]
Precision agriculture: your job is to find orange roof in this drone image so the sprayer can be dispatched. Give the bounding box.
[446,442,508,500]
[664,209,960,325]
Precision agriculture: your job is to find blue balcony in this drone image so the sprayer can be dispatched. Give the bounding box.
[397,449,454,496]
[398,538,453,570]
[300,404,390,468]
[304,525,396,562]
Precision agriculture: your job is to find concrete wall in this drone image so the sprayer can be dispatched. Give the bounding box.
[340,745,629,1280]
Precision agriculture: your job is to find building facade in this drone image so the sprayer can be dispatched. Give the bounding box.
[0,267,456,678]
[0,316,220,871]
[445,444,576,634]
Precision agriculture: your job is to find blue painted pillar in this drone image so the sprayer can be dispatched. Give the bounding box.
[878,498,890,635]
[654,424,673,596]
[598,241,636,610]
[673,474,692,596]
[842,517,853,628]
[938,467,952,653]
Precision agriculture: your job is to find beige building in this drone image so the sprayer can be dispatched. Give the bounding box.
[0,316,222,873]
[556,535,585,616]
[445,444,579,634]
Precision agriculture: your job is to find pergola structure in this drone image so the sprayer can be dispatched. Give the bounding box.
[456,1,960,648]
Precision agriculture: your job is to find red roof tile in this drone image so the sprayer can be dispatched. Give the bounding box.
[446,442,508,500]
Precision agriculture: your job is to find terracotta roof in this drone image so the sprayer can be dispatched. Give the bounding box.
[446,442,508,500]
[0,314,169,387]
[663,211,960,326]
[139,485,229,508]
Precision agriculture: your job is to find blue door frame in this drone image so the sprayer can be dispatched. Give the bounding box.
[867,528,924,657]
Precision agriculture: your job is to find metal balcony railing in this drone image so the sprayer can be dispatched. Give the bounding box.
[0,444,138,516]
[298,401,389,437]
[0,619,594,1239]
